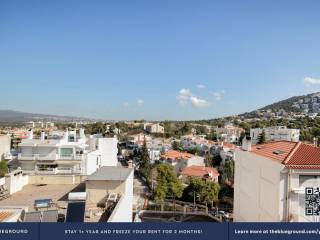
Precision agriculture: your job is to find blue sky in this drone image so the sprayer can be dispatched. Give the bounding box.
[1,0,320,120]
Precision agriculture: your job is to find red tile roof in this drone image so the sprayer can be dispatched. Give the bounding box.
[161,150,194,160]
[250,141,320,169]
[251,141,298,162]
[181,165,219,179]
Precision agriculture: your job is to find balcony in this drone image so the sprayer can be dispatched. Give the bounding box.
[58,154,85,161]
[18,153,85,161]
[18,154,36,161]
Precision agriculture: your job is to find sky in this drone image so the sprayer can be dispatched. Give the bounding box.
[1,0,320,120]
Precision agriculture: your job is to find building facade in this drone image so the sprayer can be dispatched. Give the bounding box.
[17,129,118,176]
[250,126,300,144]
[234,138,320,222]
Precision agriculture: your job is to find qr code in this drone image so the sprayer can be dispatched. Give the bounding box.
[305,187,320,216]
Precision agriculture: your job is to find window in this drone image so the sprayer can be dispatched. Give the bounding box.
[60,148,73,157]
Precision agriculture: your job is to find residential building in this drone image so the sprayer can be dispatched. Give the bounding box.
[17,129,118,176]
[250,126,300,144]
[160,150,205,174]
[215,123,244,143]
[180,134,211,153]
[85,166,134,222]
[210,142,236,168]
[234,138,320,222]
[127,133,151,144]
[145,123,164,134]
[180,165,219,183]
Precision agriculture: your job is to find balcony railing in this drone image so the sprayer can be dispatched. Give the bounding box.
[18,153,85,161]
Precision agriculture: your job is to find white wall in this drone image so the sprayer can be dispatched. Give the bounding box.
[97,138,118,167]
[85,153,101,175]
[234,149,285,222]
[108,170,134,222]
[0,135,10,160]
[5,170,29,195]
[250,127,300,144]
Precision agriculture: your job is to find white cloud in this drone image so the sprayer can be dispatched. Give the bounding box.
[137,99,144,106]
[177,88,210,108]
[304,77,320,87]
[177,88,192,106]
[122,102,129,107]
[190,96,210,108]
[196,84,206,89]
[211,90,226,101]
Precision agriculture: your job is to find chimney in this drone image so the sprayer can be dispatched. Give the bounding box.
[314,137,318,147]
[28,130,33,140]
[40,132,45,141]
[242,136,252,151]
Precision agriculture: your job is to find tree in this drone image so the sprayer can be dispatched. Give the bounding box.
[171,141,183,151]
[182,177,205,203]
[136,139,151,177]
[202,181,220,207]
[257,130,266,144]
[0,161,8,177]
[206,130,217,141]
[224,160,235,182]
[154,164,183,201]
[182,177,220,208]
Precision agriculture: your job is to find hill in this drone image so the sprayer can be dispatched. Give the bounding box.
[0,110,92,122]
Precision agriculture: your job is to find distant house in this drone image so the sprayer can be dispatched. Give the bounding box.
[17,129,118,176]
[250,126,300,144]
[234,138,320,222]
[210,142,235,169]
[160,150,205,174]
[144,123,164,134]
[215,123,244,143]
[127,133,151,144]
[180,134,210,152]
[180,165,219,183]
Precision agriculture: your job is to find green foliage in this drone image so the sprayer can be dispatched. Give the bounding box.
[206,130,217,141]
[182,177,220,205]
[224,160,235,181]
[83,122,107,134]
[154,164,183,201]
[171,141,184,151]
[257,130,266,144]
[136,139,151,179]
[0,161,8,177]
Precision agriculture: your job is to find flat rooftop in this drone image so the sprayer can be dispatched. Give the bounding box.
[0,184,79,211]
[87,166,133,181]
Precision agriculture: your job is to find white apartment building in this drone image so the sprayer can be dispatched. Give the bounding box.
[250,126,300,144]
[17,129,118,176]
[215,123,244,143]
[161,150,205,174]
[234,137,320,222]
[145,123,164,134]
[180,134,209,152]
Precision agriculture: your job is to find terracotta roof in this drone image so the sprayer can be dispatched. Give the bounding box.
[181,165,219,178]
[250,141,320,169]
[0,211,14,222]
[251,141,298,162]
[161,150,194,160]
